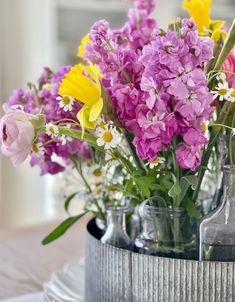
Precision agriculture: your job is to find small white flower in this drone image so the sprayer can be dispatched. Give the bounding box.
[46,122,59,138]
[228,89,235,103]
[59,125,73,145]
[147,157,165,169]
[96,125,121,150]
[57,95,74,112]
[212,82,230,101]
[232,128,235,136]
[216,72,226,82]
[32,143,44,157]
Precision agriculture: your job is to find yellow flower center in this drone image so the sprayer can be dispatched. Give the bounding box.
[231,90,235,97]
[32,144,39,153]
[102,131,113,143]
[42,83,51,91]
[201,122,207,133]
[95,188,101,195]
[93,168,102,177]
[218,89,228,96]
[63,96,71,105]
[49,127,55,134]
[99,121,105,129]
[151,159,160,165]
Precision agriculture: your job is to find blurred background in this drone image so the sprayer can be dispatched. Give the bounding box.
[0,0,234,232]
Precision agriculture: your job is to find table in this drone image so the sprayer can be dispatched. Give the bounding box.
[0,215,89,300]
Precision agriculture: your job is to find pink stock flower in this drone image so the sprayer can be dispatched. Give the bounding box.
[222,49,235,87]
[176,144,202,171]
[0,105,35,167]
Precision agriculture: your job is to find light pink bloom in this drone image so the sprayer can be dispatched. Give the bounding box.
[0,105,35,166]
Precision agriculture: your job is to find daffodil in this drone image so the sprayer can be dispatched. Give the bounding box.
[77,34,91,58]
[183,0,226,41]
[59,62,103,136]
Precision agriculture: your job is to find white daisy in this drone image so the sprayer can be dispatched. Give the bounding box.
[96,125,121,150]
[59,125,73,145]
[31,143,44,157]
[57,95,74,112]
[228,89,235,103]
[212,82,230,101]
[147,157,165,169]
[46,122,59,138]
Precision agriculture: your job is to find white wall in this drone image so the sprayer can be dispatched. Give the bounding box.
[0,0,58,229]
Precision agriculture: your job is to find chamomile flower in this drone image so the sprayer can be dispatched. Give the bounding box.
[46,122,59,138]
[96,116,106,131]
[212,82,230,101]
[228,89,235,103]
[147,157,165,169]
[96,125,121,150]
[56,95,74,112]
[31,143,44,157]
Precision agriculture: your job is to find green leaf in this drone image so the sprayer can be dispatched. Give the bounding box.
[178,175,198,205]
[31,114,46,129]
[42,212,88,245]
[135,179,150,197]
[181,198,202,219]
[64,192,78,213]
[168,174,181,203]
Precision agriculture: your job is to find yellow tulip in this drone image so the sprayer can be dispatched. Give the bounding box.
[77,34,91,58]
[59,63,103,136]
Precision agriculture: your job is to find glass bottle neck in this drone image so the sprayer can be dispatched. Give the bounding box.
[106,211,126,232]
[223,167,235,203]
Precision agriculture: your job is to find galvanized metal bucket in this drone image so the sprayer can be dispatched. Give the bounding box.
[85,219,235,302]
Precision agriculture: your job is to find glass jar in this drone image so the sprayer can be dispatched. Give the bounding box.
[200,165,235,261]
[135,197,197,259]
[101,205,131,249]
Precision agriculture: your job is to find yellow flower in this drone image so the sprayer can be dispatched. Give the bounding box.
[77,34,91,58]
[59,63,103,136]
[183,0,226,40]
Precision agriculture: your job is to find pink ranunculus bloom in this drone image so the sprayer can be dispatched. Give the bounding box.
[222,49,235,87]
[0,105,35,167]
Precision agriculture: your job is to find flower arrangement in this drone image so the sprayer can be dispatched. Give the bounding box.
[0,0,235,255]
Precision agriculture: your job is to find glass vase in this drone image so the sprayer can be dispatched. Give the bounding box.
[135,197,197,259]
[200,165,235,261]
[101,205,131,249]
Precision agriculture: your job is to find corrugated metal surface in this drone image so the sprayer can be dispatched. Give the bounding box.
[85,221,235,302]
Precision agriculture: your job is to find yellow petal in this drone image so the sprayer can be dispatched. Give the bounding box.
[77,34,91,58]
[211,29,227,42]
[183,0,211,33]
[77,106,96,138]
[89,97,103,122]
[209,20,225,31]
[59,63,101,106]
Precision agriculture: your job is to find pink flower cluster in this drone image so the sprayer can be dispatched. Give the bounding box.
[85,1,214,171]
[6,66,91,175]
[135,19,214,170]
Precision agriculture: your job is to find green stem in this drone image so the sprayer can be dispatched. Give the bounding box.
[213,19,235,71]
[123,131,146,172]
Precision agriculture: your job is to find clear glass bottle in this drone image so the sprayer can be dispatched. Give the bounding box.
[211,135,235,211]
[200,165,235,261]
[101,205,131,249]
[135,197,197,259]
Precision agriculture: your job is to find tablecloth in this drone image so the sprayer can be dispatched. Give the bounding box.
[0,215,89,300]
